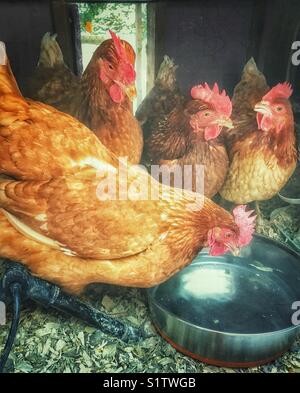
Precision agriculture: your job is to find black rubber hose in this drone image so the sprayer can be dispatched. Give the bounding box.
[0,282,22,373]
[27,280,146,342]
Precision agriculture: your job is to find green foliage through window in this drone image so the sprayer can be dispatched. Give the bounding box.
[78,3,147,38]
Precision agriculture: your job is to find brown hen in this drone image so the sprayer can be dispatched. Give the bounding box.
[0,41,255,294]
[136,55,185,139]
[220,59,297,207]
[0,49,116,180]
[145,83,233,198]
[23,31,143,164]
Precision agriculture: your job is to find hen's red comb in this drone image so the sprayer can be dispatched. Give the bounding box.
[262,82,293,102]
[190,83,232,117]
[233,205,256,247]
[109,30,136,84]
[109,30,127,62]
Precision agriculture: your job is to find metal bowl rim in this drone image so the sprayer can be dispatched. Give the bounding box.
[251,233,300,257]
[278,192,300,205]
[148,292,300,337]
[148,234,300,337]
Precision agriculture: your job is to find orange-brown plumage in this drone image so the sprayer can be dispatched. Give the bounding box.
[0,42,254,294]
[23,32,143,164]
[145,84,233,198]
[220,59,297,204]
[0,168,243,294]
[136,56,185,139]
[0,199,236,294]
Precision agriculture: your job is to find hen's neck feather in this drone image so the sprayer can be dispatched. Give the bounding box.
[271,119,297,167]
[159,100,206,143]
[234,118,297,169]
[75,63,132,129]
[162,193,236,259]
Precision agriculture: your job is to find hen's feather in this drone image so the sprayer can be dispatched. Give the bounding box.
[145,96,230,197]
[0,59,117,180]
[23,33,143,164]
[160,140,229,197]
[224,58,269,149]
[0,43,244,294]
[23,33,78,108]
[136,56,185,138]
[220,59,297,204]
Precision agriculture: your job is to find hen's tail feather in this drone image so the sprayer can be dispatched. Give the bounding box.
[155,55,178,90]
[0,178,71,254]
[232,57,269,112]
[242,57,259,75]
[38,32,65,68]
[223,58,269,148]
[0,208,67,253]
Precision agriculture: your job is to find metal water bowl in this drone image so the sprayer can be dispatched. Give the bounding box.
[148,235,300,367]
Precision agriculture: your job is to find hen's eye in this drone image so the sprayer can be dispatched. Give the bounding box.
[225,232,232,238]
[108,64,113,70]
[276,106,283,112]
[204,112,211,117]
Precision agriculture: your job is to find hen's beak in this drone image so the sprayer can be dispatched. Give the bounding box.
[214,117,234,129]
[114,80,137,101]
[254,101,272,116]
[226,243,240,257]
[124,84,137,101]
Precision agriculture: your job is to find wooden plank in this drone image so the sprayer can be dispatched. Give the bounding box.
[146,3,156,93]
[257,0,300,86]
[246,0,268,65]
[69,3,83,76]
[135,3,143,106]
[50,0,74,72]
[153,2,166,76]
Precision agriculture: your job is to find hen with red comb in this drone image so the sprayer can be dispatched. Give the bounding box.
[0,41,256,293]
[221,58,297,225]
[145,78,233,198]
[23,31,143,165]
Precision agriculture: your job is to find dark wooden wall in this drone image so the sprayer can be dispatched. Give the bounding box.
[0,1,53,85]
[258,0,300,97]
[154,0,300,97]
[0,0,80,89]
[155,0,255,95]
